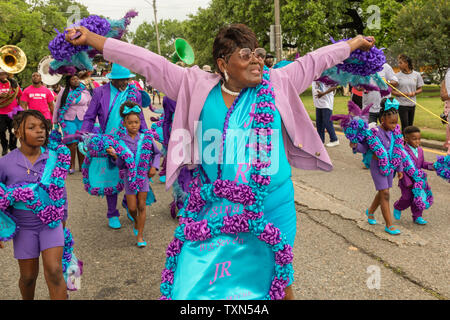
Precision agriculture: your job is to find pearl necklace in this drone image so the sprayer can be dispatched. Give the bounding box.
[221,83,241,96]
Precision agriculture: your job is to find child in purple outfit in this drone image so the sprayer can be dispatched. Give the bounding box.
[351,98,404,235]
[393,126,434,225]
[107,101,160,247]
[0,110,68,299]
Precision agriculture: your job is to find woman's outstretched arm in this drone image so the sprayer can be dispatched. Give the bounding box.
[65,27,186,101]
[275,35,375,95]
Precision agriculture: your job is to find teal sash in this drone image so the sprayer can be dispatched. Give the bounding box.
[0,148,60,240]
[171,199,275,300]
[171,85,290,300]
[0,211,16,241]
[363,131,395,170]
[14,148,58,210]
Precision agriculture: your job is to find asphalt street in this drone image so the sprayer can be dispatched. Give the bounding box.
[1,104,448,300]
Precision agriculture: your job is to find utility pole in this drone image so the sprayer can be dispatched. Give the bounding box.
[274,0,282,61]
[145,0,161,55]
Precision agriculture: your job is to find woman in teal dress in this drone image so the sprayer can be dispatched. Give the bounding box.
[65,23,375,300]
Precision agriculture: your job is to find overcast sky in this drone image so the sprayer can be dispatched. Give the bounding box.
[77,0,212,32]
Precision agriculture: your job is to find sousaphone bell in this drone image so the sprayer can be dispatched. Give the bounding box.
[38,56,63,86]
[0,45,27,74]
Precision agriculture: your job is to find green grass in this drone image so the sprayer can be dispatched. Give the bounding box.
[301,85,447,141]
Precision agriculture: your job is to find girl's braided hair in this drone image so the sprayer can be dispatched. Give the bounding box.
[379,97,399,120]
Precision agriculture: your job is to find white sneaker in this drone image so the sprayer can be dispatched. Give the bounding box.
[325,140,340,147]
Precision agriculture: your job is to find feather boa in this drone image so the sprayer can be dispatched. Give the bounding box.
[316,37,390,96]
[433,155,450,182]
[48,10,138,74]
[0,136,70,241]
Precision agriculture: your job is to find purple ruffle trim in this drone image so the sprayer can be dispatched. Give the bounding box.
[258,223,281,245]
[166,238,184,257]
[221,214,250,234]
[269,277,289,300]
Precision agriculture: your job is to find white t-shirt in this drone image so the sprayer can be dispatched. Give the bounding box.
[445,68,450,97]
[395,70,424,106]
[312,81,335,110]
[362,63,398,113]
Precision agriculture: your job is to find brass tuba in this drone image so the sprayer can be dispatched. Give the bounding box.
[0,45,27,74]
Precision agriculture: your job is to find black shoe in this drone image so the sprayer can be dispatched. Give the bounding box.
[1,150,7,156]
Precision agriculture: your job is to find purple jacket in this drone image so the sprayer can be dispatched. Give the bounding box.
[81,83,147,134]
[399,145,433,188]
[103,38,351,189]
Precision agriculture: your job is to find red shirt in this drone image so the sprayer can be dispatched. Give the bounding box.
[21,85,54,120]
[0,81,22,115]
[351,87,363,96]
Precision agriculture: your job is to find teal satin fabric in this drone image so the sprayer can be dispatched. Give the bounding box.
[198,83,292,189]
[0,211,16,240]
[14,148,58,211]
[88,157,121,189]
[105,83,129,135]
[171,198,275,300]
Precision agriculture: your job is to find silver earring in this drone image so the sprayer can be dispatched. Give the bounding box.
[224,70,229,82]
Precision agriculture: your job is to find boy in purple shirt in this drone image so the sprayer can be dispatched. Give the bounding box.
[393,126,434,224]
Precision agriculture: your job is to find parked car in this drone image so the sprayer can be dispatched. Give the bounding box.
[420,72,432,85]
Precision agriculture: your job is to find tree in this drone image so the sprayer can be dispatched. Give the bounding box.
[130,19,188,61]
[178,0,411,64]
[0,0,90,86]
[390,0,449,80]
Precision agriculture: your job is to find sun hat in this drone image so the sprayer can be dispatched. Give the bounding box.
[106,63,136,79]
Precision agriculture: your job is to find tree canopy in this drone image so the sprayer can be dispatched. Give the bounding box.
[0,0,90,86]
[1,0,447,86]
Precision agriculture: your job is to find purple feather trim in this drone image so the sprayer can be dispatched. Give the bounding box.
[49,65,77,76]
[123,10,139,26]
